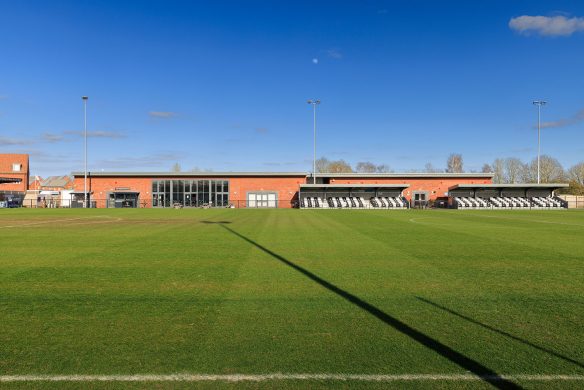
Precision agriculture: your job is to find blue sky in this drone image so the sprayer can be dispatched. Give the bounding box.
[1,1,584,176]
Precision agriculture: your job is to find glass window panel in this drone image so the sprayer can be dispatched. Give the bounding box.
[184,180,190,193]
[152,181,158,193]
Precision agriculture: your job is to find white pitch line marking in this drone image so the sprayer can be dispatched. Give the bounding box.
[1,374,584,382]
[0,216,122,229]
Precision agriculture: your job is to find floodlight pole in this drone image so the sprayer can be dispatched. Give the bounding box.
[533,100,546,184]
[307,99,320,184]
[82,96,88,207]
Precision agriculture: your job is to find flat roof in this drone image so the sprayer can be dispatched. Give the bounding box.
[72,171,308,178]
[449,183,569,190]
[71,171,494,179]
[319,172,494,178]
[300,184,410,189]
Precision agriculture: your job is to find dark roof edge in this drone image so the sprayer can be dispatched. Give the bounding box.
[321,172,494,178]
[71,171,308,177]
[448,183,569,190]
[71,171,494,178]
[300,184,410,188]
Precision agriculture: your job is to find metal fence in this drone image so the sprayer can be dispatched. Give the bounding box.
[16,199,294,209]
[558,195,584,209]
[8,197,583,210]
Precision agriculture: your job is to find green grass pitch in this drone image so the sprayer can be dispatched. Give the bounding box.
[1,208,583,389]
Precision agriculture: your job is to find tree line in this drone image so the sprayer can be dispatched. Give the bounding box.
[315,154,584,195]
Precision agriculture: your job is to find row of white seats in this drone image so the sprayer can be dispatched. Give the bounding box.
[301,196,364,208]
[327,196,366,208]
[532,196,563,208]
[369,197,408,208]
[300,196,409,209]
[301,197,324,208]
[455,196,565,209]
[455,197,489,208]
[489,197,531,208]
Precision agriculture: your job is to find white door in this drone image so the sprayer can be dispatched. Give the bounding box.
[248,193,256,208]
[267,193,276,208]
[247,192,277,208]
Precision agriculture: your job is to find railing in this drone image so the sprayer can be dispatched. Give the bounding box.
[13,199,294,209]
[558,195,584,209]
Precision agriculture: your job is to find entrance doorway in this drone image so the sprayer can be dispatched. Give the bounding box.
[412,192,428,208]
[247,192,278,208]
[108,192,139,208]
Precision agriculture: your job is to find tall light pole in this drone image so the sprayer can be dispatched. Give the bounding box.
[533,100,547,184]
[307,99,320,184]
[82,96,89,207]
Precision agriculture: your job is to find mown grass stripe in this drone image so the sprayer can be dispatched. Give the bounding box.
[1,373,584,382]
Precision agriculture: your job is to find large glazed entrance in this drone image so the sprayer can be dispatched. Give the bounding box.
[152,179,229,207]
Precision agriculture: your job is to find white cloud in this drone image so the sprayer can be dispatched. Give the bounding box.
[509,15,584,37]
[312,58,319,64]
[96,152,186,169]
[326,49,343,59]
[149,111,176,118]
[64,130,125,139]
[42,133,65,143]
[0,136,35,145]
[540,108,584,129]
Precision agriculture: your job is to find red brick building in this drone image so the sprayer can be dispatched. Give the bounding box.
[0,154,29,205]
[71,171,493,208]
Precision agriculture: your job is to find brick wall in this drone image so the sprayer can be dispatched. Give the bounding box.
[0,154,29,193]
[330,176,493,201]
[72,173,492,207]
[72,175,305,208]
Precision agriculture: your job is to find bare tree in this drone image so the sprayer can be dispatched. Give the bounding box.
[481,163,492,173]
[424,162,440,173]
[503,158,527,184]
[525,155,565,183]
[491,158,504,183]
[355,162,377,173]
[315,157,331,173]
[446,154,463,173]
[327,159,353,173]
[375,164,393,173]
[568,162,584,185]
[172,163,182,172]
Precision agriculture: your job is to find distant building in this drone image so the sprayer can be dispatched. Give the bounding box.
[39,175,73,191]
[0,154,29,206]
[29,175,43,191]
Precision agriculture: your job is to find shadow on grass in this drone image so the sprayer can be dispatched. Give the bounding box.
[219,224,521,390]
[416,296,584,370]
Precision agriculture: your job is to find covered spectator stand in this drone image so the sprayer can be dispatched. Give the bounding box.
[448,183,569,209]
[299,184,410,209]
